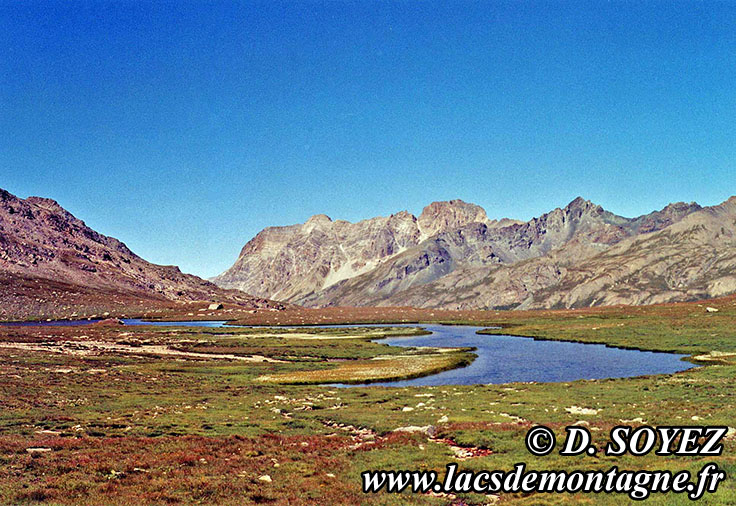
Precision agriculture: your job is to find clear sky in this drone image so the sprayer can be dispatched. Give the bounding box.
[2,1,735,278]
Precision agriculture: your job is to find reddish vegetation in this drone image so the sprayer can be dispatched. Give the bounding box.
[0,434,373,505]
[0,271,290,322]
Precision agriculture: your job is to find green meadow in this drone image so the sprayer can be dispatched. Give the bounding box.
[1,301,735,504]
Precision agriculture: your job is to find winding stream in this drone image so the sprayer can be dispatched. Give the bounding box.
[2,319,695,386]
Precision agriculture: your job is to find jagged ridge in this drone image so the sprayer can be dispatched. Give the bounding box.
[213,196,717,309]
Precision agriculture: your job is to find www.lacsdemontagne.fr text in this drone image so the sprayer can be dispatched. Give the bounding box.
[362,425,729,500]
[362,462,726,500]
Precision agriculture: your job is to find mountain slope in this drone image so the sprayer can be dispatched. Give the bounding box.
[0,188,283,319]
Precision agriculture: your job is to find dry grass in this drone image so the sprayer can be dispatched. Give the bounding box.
[256,350,474,384]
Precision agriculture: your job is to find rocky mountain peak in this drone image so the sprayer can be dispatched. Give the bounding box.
[700,196,736,217]
[568,196,587,206]
[563,196,601,215]
[659,201,702,217]
[417,199,488,238]
[633,201,702,234]
[530,197,609,234]
[302,214,333,233]
[25,196,65,211]
[390,210,416,221]
[305,213,332,224]
[0,189,16,202]
[661,201,696,211]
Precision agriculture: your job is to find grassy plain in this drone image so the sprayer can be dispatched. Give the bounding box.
[1,297,736,504]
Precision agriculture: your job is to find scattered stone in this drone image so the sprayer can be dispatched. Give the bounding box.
[705,307,719,313]
[208,303,224,310]
[106,470,124,479]
[565,406,599,416]
[26,447,52,454]
[437,415,449,424]
[691,351,736,362]
[430,437,493,460]
[258,475,272,483]
[393,425,437,437]
[499,412,527,423]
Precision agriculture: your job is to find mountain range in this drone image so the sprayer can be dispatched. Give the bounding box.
[3,186,735,316]
[212,196,736,310]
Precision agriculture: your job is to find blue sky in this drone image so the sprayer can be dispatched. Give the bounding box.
[2,1,735,278]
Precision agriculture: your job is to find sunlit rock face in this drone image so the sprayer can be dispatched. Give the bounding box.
[212,195,736,310]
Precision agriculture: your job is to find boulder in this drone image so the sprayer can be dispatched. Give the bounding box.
[393,425,437,437]
[208,303,224,310]
[26,447,52,454]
